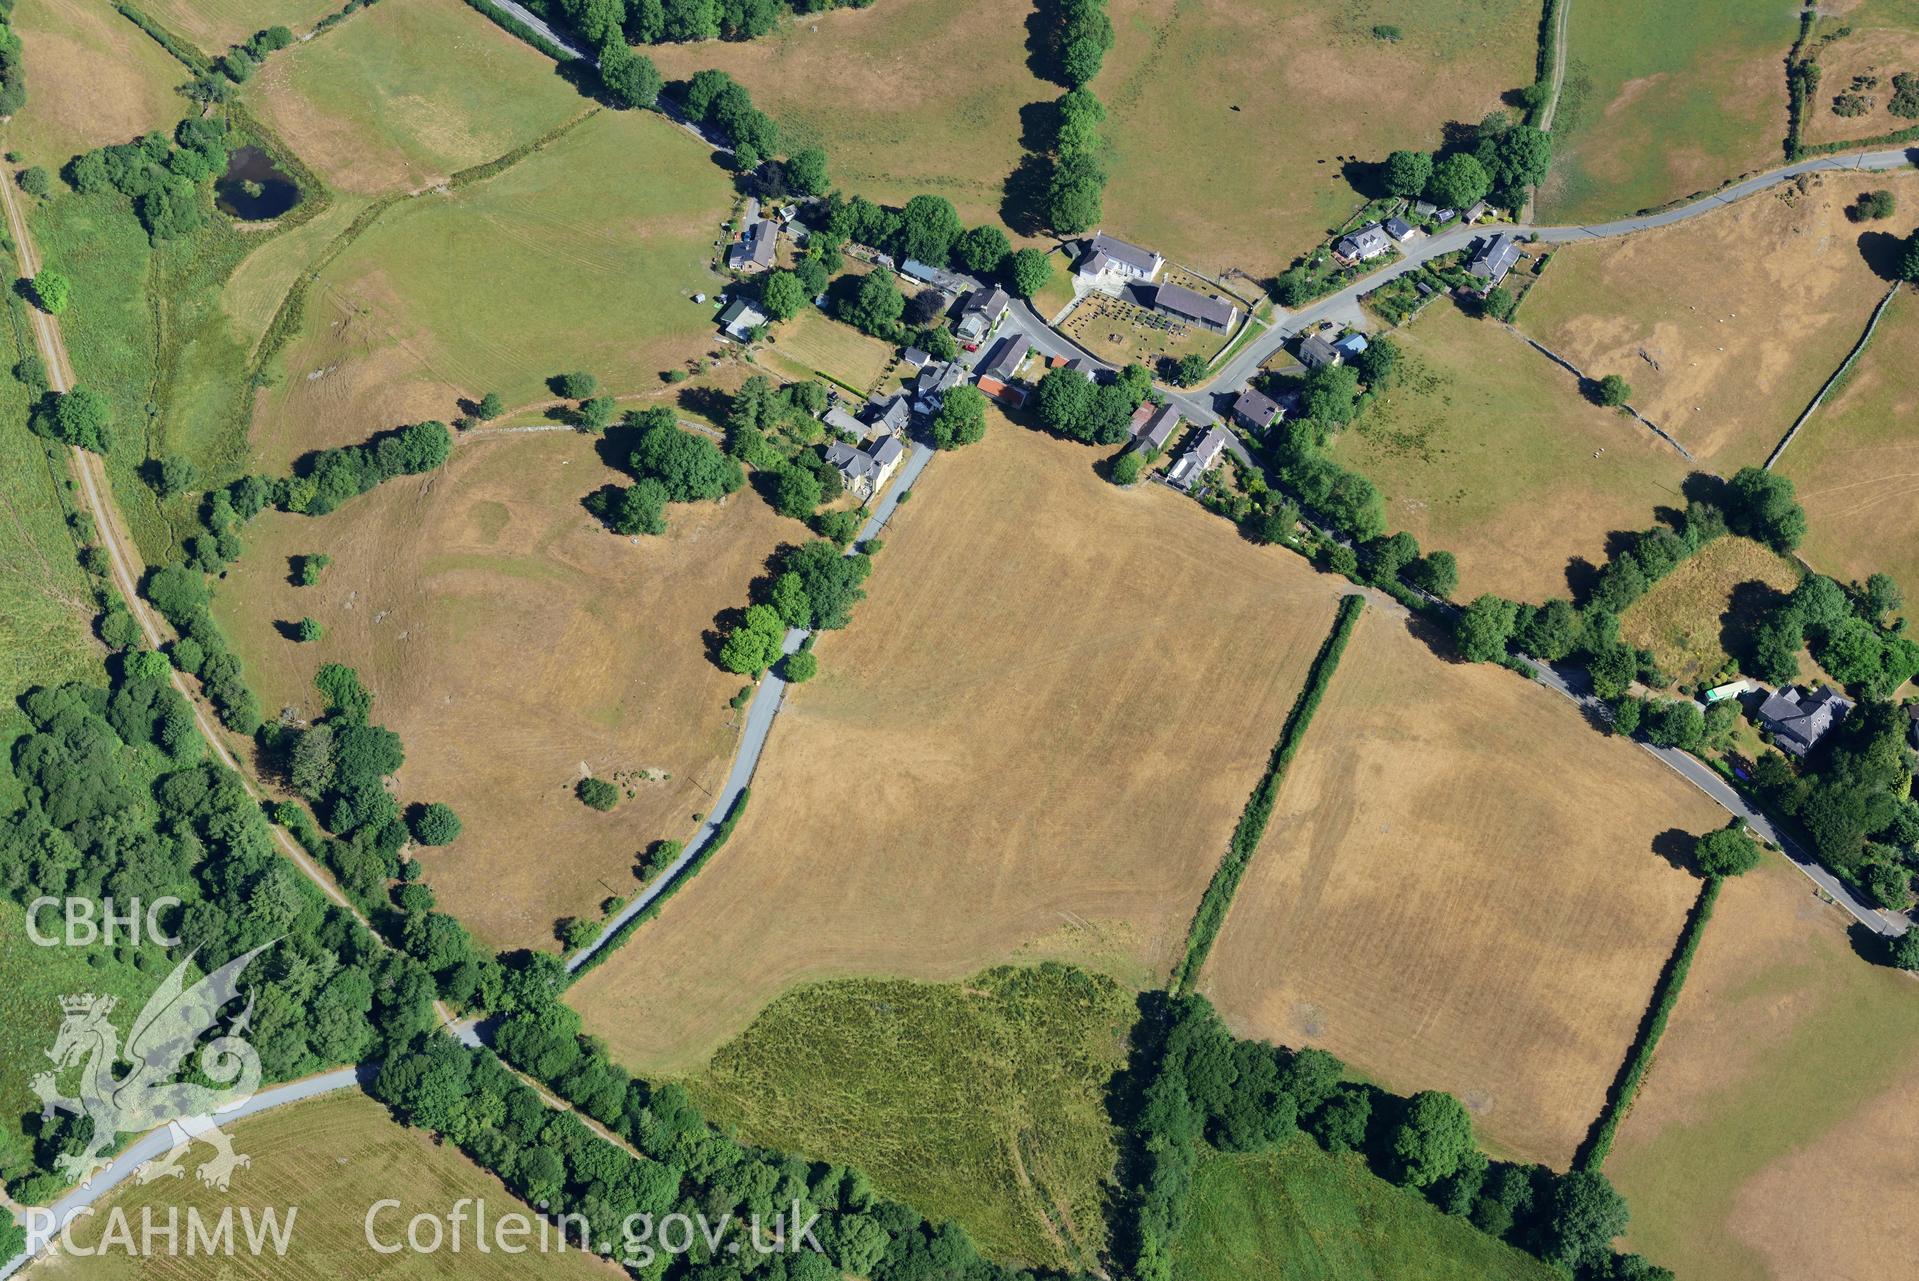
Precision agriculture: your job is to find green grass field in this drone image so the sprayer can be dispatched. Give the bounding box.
[247,0,586,197]
[686,964,1132,1271]
[1171,1143,1559,1281]
[1539,0,1801,222]
[248,107,731,468]
[137,0,340,52]
[31,186,276,563]
[1328,306,1694,601]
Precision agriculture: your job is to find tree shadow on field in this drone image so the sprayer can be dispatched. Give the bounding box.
[1001,152,1054,239]
[703,544,796,669]
[1856,231,1908,282]
[677,385,731,423]
[1723,579,1791,672]
[1018,99,1060,153]
[1847,920,1898,967]
[1562,555,1601,604]
[1651,827,1701,874]
[593,417,650,477]
[1341,157,1386,200]
[1402,608,1465,664]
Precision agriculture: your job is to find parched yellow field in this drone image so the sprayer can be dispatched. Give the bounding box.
[244,106,731,470]
[569,424,1352,1073]
[212,431,810,951]
[1803,14,1919,146]
[1522,170,1919,470]
[647,0,1054,231]
[1779,285,1919,606]
[1097,0,1537,278]
[29,1091,621,1279]
[1200,611,1725,1167]
[1605,857,1919,1281]
[1620,536,1802,688]
[9,0,186,169]
[1331,305,1696,602]
[245,0,584,196]
[137,0,338,54]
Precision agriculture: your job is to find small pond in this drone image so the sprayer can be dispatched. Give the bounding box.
[215,146,302,221]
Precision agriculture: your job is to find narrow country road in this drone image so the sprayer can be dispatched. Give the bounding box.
[564,440,935,972]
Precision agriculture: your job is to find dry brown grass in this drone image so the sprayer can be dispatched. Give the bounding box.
[211,431,811,950]
[1520,170,1919,470]
[9,0,187,170]
[1199,612,1725,1167]
[138,0,337,52]
[245,0,584,196]
[1803,23,1919,146]
[32,1091,624,1279]
[1619,536,1802,689]
[1096,0,1537,279]
[568,423,1351,1073]
[1779,285,1919,607]
[1605,857,1919,1281]
[646,0,1053,232]
[1330,306,1695,602]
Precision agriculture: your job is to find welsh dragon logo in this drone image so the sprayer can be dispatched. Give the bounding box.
[32,942,273,1192]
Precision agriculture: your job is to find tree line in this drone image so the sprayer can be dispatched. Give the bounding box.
[1123,994,1669,1281]
[548,0,874,52]
[0,0,25,118]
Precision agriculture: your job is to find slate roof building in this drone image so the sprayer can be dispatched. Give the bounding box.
[1153,281,1239,332]
[1383,216,1419,242]
[955,287,1011,346]
[823,406,868,438]
[1231,388,1282,433]
[1297,333,1342,369]
[727,216,777,272]
[1334,223,1391,262]
[1467,233,1522,286]
[1333,332,1370,360]
[1075,231,1165,288]
[718,298,767,341]
[1757,685,1855,758]
[823,433,907,501]
[1128,401,1182,452]
[1166,425,1234,491]
[978,335,1026,382]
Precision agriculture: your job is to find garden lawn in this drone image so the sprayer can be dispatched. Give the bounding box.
[31,1092,624,1278]
[245,0,585,196]
[244,106,731,470]
[688,965,1131,1271]
[1619,535,1802,689]
[762,309,901,397]
[1538,0,1800,222]
[1778,285,1919,611]
[1329,306,1695,601]
[1171,1142,1559,1281]
[1199,610,1724,1168]
[1096,0,1538,279]
[8,0,185,171]
[1605,856,1919,1281]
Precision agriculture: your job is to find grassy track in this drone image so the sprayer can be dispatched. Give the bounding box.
[687,964,1132,1271]
[1171,1143,1558,1281]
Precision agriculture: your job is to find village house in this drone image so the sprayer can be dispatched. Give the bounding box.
[869,393,911,435]
[1166,424,1234,492]
[1463,199,1493,225]
[1231,387,1282,433]
[717,298,767,342]
[1152,281,1238,333]
[727,209,777,273]
[1128,401,1181,452]
[1333,332,1369,361]
[1757,685,1855,758]
[823,433,906,501]
[1383,216,1420,243]
[823,405,867,438]
[1334,223,1391,263]
[1297,333,1341,370]
[913,360,966,416]
[1467,233,1521,288]
[900,257,977,295]
[1074,231,1165,293]
[900,346,933,370]
[978,335,1026,383]
[955,286,1010,348]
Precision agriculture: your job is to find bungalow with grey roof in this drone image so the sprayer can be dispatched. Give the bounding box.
[1231,388,1282,433]
[869,393,911,434]
[1074,231,1164,292]
[824,432,907,501]
[955,286,1010,347]
[1464,199,1492,225]
[1383,216,1420,243]
[823,405,868,438]
[1757,685,1854,758]
[1297,333,1342,369]
[718,298,767,342]
[1333,332,1369,360]
[901,346,933,370]
[1153,281,1238,332]
[913,360,966,416]
[1166,425,1234,491]
[1334,223,1391,263]
[901,257,976,295]
[1467,233,1521,287]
